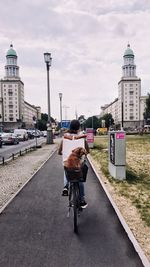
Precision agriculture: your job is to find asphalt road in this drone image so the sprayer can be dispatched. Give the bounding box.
[0,137,46,161]
[0,152,144,267]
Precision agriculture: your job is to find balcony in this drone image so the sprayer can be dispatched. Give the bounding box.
[8,92,13,96]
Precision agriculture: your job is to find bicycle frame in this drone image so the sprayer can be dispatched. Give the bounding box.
[68,180,82,233]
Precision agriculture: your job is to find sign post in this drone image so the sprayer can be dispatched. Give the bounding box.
[61,120,71,129]
[86,128,94,148]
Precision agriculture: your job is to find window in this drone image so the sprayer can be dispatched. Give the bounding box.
[129,91,134,95]
[130,116,134,120]
[8,92,13,96]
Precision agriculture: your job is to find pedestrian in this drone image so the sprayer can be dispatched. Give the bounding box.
[58,119,89,208]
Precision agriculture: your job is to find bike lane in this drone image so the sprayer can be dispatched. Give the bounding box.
[0,151,147,267]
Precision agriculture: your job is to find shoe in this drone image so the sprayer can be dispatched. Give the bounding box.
[80,200,88,209]
[62,186,68,196]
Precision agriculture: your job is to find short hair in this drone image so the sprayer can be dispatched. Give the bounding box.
[69,120,80,132]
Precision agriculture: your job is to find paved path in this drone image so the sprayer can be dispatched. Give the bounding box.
[0,151,144,267]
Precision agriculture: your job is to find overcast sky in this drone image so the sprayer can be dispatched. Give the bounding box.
[0,0,150,121]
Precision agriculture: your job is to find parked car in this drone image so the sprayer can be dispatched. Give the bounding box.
[0,135,2,148]
[42,130,47,137]
[14,129,28,141]
[27,130,35,139]
[1,133,19,145]
[32,130,41,138]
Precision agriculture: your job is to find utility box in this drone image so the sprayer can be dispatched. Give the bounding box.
[108,131,126,180]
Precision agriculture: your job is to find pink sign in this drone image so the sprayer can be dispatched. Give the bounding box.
[116,133,125,139]
[86,129,94,143]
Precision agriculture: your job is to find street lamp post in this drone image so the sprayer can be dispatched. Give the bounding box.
[121,86,124,130]
[44,52,53,144]
[59,93,63,135]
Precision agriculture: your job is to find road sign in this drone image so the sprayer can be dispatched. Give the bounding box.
[61,120,71,129]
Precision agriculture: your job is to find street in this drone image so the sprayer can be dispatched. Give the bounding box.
[0,137,46,161]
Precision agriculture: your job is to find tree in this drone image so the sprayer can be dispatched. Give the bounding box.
[78,115,86,130]
[143,93,150,124]
[85,116,100,130]
[37,113,55,131]
[100,113,114,128]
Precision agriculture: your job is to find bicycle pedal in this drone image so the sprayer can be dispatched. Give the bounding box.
[79,207,83,212]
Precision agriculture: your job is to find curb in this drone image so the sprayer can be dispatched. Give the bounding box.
[88,155,150,267]
[0,145,58,214]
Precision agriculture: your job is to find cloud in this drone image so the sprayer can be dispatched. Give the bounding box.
[0,0,150,120]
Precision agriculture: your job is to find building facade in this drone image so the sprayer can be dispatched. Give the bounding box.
[24,101,41,129]
[0,44,41,131]
[100,44,148,129]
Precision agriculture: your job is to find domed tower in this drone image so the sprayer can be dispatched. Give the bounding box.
[0,44,24,129]
[118,44,141,129]
[5,44,20,79]
[122,44,136,77]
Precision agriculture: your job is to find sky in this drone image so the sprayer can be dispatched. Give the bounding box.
[0,0,150,121]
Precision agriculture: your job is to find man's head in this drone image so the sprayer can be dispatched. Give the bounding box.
[69,120,80,132]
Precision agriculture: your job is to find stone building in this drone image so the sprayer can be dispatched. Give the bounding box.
[100,44,148,129]
[0,44,41,131]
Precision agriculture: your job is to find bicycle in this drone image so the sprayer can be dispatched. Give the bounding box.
[64,162,88,233]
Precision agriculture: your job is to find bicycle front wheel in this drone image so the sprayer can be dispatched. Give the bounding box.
[73,183,80,233]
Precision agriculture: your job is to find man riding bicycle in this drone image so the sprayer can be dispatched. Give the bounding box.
[58,119,89,208]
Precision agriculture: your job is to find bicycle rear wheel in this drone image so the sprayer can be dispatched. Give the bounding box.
[73,183,80,233]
